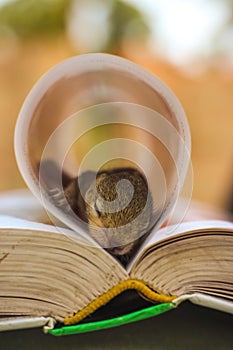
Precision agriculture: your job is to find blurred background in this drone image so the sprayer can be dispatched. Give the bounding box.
[0,0,232,212]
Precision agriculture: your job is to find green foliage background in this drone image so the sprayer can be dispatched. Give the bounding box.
[0,0,150,53]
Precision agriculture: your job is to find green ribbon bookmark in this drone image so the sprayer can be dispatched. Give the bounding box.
[48,302,175,336]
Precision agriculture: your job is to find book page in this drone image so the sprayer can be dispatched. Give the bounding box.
[127,220,233,272]
[0,214,103,249]
[0,189,47,222]
[128,223,233,303]
[0,217,128,322]
[0,189,100,247]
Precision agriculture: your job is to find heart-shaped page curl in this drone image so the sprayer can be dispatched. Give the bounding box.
[14,53,192,262]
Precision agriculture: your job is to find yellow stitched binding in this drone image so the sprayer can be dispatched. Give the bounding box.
[64,279,176,325]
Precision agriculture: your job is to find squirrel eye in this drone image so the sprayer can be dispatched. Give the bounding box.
[94,202,101,217]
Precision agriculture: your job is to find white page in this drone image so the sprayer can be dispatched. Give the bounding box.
[0,188,45,220]
[0,189,102,247]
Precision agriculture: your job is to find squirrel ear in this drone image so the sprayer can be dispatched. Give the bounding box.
[38,159,73,190]
[93,202,101,217]
[78,171,97,196]
[95,198,103,213]
[96,172,108,181]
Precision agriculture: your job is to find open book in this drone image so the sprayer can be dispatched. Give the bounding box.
[1,53,233,335]
[0,190,233,335]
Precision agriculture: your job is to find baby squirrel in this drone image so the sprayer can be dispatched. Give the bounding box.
[41,161,153,264]
[64,168,153,264]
